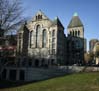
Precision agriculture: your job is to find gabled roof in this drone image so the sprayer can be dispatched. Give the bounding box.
[32,10,51,21]
[52,17,64,29]
[68,13,83,28]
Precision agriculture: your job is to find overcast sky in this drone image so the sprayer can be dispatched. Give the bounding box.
[21,0,99,51]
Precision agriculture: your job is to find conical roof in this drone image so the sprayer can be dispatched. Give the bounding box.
[68,13,83,28]
[52,17,64,29]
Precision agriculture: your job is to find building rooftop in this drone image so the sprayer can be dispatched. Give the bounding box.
[68,13,83,28]
[52,17,64,29]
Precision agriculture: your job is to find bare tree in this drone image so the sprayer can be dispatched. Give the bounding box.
[0,0,24,33]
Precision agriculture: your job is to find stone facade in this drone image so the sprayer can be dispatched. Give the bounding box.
[17,11,86,66]
[0,11,87,82]
[17,10,66,67]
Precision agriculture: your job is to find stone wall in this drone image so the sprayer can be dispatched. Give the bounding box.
[58,66,99,73]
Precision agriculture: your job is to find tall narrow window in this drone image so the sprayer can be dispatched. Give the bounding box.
[36,25,40,48]
[42,29,47,48]
[70,31,72,36]
[38,15,41,19]
[19,40,21,54]
[52,30,55,37]
[18,33,22,54]
[30,31,32,48]
[73,31,74,36]
[78,31,80,37]
[75,31,77,36]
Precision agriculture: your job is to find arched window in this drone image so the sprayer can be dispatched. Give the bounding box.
[40,15,42,19]
[78,30,80,37]
[42,29,47,48]
[36,25,40,48]
[52,30,55,37]
[37,15,42,20]
[38,15,41,19]
[75,31,77,36]
[73,31,74,36]
[70,31,72,35]
[18,33,22,54]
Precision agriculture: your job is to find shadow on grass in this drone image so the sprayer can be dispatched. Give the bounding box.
[0,73,71,89]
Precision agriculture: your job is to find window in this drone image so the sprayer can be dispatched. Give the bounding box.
[75,31,77,36]
[52,49,55,54]
[49,31,51,37]
[73,31,74,36]
[36,25,40,48]
[38,15,41,19]
[30,31,32,48]
[19,40,21,54]
[40,15,42,19]
[52,30,55,37]
[52,43,55,49]
[70,31,72,35]
[42,29,47,48]
[19,33,22,39]
[52,38,55,43]
[37,15,42,20]
[78,30,80,36]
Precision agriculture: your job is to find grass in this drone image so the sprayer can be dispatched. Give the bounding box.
[1,72,99,91]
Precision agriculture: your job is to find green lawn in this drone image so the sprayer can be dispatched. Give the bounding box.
[1,72,99,91]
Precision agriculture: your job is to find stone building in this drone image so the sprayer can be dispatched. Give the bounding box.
[17,10,66,67]
[89,39,99,52]
[17,11,86,66]
[66,13,86,65]
[0,11,86,81]
[93,42,99,65]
